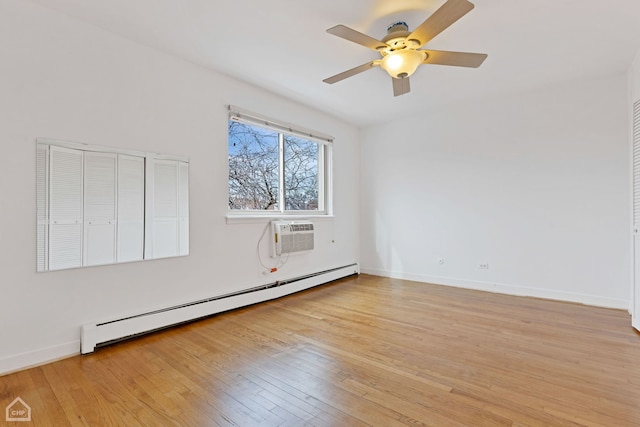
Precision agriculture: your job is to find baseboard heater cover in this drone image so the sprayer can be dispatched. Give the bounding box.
[80,263,359,354]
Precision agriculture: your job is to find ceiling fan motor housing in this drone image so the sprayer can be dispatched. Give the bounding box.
[382,21,411,47]
[386,21,409,33]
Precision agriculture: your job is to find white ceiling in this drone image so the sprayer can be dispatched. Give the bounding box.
[30,0,640,127]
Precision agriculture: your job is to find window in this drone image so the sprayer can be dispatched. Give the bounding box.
[227,106,332,215]
[37,140,189,272]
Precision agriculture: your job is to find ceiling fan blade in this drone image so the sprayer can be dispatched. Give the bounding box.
[326,25,389,51]
[423,50,487,67]
[323,61,379,84]
[392,77,411,97]
[408,0,475,48]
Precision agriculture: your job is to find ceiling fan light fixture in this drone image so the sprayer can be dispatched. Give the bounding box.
[323,0,486,95]
[380,49,426,79]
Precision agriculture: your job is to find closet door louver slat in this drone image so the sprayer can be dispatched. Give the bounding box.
[83,152,117,267]
[117,155,145,263]
[49,146,83,270]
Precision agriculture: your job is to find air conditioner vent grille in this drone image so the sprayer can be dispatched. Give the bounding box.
[281,233,314,254]
[272,220,315,256]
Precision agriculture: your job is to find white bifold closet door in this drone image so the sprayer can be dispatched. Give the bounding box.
[633,99,640,332]
[49,146,84,270]
[83,152,117,266]
[117,155,145,262]
[36,145,49,272]
[151,159,189,259]
[39,142,185,270]
[178,161,189,256]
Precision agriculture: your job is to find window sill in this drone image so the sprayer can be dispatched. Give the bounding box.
[225,213,335,225]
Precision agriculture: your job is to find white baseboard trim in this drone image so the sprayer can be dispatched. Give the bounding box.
[361,268,630,310]
[2,264,359,375]
[81,263,359,354]
[0,341,79,377]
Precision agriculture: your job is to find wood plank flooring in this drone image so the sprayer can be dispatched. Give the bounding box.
[2,274,640,426]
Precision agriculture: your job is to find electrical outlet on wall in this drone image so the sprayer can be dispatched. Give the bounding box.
[478,263,489,269]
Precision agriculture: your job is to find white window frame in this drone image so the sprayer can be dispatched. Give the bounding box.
[227,105,334,220]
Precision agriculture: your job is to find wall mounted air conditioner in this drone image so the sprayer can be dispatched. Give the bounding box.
[272,221,314,256]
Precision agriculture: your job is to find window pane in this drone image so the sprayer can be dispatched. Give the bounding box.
[228,121,280,210]
[284,135,319,211]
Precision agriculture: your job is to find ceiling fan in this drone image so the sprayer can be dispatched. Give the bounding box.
[323,0,487,96]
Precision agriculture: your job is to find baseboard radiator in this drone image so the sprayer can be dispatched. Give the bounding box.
[80,263,359,354]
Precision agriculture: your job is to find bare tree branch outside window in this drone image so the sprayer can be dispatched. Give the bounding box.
[284,136,318,210]
[228,121,320,211]
[228,121,279,210]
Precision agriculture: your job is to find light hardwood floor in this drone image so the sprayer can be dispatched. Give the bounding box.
[2,274,640,426]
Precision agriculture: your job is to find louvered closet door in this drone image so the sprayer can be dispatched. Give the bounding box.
[36,144,49,271]
[152,160,179,258]
[83,152,117,266]
[49,146,83,270]
[634,99,640,332]
[178,161,189,256]
[117,155,145,262]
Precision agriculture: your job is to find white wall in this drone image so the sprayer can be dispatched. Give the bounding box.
[632,50,640,101]
[361,74,630,309]
[0,0,360,374]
